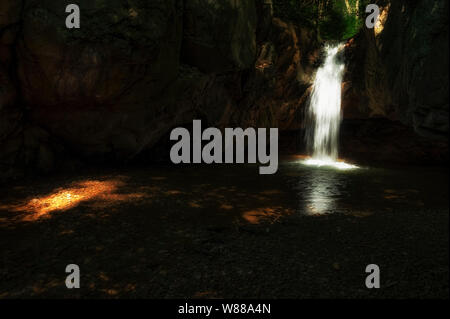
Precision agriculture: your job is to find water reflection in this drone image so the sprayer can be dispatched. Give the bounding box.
[289,158,445,218]
[301,168,343,216]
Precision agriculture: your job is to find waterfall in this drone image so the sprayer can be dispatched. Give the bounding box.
[306,43,345,162]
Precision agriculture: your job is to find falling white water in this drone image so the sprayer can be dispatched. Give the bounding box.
[307,43,345,160]
[303,43,358,170]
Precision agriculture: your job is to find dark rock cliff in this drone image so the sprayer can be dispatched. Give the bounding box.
[0,0,320,181]
[343,0,448,137]
[0,0,448,181]
[341,0,448,164]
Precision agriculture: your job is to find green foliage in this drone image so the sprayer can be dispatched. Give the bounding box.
[273,0,370,41]
[318,0,362,40]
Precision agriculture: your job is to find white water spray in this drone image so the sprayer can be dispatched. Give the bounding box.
[303,43,357,169]
[307,43,345,160]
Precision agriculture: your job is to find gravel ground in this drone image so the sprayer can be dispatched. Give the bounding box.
[0,165,448,299]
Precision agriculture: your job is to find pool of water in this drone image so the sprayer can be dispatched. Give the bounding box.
[0,157,448,298]
[0,157,448,226]
[284,158,448,217]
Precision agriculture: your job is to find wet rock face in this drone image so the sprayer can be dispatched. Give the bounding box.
[141,15,321,158]
[234,18,320,131]
[343,0,449,140]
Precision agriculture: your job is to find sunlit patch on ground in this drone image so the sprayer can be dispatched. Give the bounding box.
[165,190,183,196]
[189,201,202,208]
[0,178,149,221]
[242,207,294,224]
[346,210,374,218]
[0,164,447,298]
[383,189,424,206]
